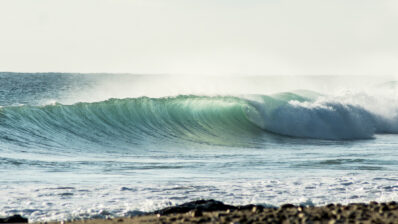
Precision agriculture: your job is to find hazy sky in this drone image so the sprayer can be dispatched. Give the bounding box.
[0,0,397,75]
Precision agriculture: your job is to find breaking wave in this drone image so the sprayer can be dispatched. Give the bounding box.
[0,92,397,150]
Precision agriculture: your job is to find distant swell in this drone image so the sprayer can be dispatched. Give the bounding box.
[0,93,397,150]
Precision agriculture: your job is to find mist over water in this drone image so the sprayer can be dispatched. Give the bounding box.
[0,73,398,222]
[67,74,396,102]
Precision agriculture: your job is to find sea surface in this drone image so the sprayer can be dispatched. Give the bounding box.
[0,73,397,222]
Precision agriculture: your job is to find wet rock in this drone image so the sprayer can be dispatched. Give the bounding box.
[370,201,378,206]
[0,214,28,223]
[154,199,236,215]
[326,203,335,208]
[237,204,256,211]
[379,204,389,213]
[281,203,295,209]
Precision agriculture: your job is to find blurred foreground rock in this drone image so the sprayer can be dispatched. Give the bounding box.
[44,200,398,224]
[0,214,28,223]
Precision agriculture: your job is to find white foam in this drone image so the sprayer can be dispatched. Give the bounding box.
[248,91,398,140]
[1,173,397,222]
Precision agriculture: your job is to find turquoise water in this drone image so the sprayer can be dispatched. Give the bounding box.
[0,73,397,222]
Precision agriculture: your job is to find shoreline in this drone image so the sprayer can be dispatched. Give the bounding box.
[23,199,398,224]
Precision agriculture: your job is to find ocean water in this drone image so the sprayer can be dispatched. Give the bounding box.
[0,73,397,222]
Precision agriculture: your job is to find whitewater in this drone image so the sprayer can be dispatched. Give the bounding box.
[0,73,397,222]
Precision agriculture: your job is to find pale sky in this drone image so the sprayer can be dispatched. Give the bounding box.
[0,0,397,75]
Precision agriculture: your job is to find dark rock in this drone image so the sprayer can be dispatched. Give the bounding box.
[197,217,207,223]
[370,201,378,206]
[237,204,256,210]
[217,212,227,217]
[348,211,356,219]
[281,204,296,209]
[334,208,342,214]
[320,211,330,219]
[379,204,389,212]
[190,209,203,217]
[312,214,321,221]
[0,215,28,223]
[239,217,248,222]
[326,203,335,208]
[154,199,236,215]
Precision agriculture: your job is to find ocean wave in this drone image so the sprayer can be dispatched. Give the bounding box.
[0,92,397,149]
[0,95,263,148]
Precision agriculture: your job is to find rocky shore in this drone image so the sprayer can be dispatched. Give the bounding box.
[6,199,398,223]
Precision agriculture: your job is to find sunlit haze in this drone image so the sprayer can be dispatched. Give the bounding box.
[0,0,397,75]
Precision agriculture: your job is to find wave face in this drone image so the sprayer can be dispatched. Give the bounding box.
[0,92,397,150]
[0,96,264,149]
